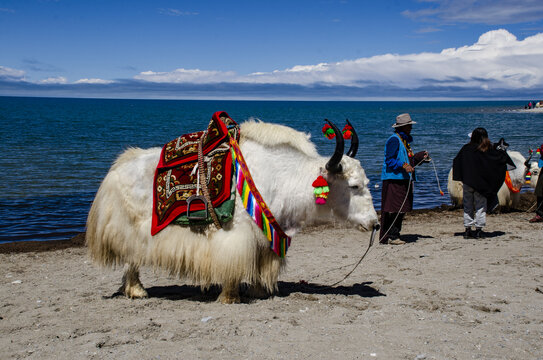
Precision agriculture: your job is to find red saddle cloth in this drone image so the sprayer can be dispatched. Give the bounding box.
[151,111,238,235]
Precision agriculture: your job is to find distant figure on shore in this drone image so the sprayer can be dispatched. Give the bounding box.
[380,113,429,245]
[452,128,512,238]
[525,101,543,109]
[529,144,543,223]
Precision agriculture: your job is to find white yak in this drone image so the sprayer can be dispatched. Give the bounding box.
[527,161,540,189]
[447,150,527,209]
[86,119,378,303]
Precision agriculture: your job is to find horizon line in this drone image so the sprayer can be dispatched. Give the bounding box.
[0,94,538,102]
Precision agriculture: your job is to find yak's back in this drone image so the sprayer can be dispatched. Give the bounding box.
[240,120,318,158]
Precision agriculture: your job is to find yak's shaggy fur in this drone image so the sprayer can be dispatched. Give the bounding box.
[86,120,377,302]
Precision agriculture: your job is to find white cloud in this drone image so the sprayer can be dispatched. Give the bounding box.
[403,0,543,25]
[133,29,543,91]
[416,26,443,34]
[38,76,68,84]
[2,29,543,99]
[135,68,236,83]
[74,78,115,84]
[0,66,25,80]
[158,8,199,16]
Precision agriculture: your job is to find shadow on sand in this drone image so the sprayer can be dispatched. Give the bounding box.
[104,281,385,302]
[399,234,434,243]
[452,230,506,239]
[277,281,385,298]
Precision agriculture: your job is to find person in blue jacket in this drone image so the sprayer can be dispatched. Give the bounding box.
[380,113,429,245]
[530,144,543,223]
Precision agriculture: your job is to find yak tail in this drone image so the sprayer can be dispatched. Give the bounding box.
[86,183,118,267]
[85,173,138,268]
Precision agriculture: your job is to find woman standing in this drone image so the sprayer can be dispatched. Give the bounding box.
[452,128,512,238]
[379,113,429,245]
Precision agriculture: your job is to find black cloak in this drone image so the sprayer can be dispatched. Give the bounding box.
[452,143,514,198]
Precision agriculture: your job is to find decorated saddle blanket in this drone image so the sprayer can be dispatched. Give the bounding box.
[151,111,239,235]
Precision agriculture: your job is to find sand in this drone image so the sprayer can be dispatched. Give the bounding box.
[1,198,542,359]
[513,108,543,113]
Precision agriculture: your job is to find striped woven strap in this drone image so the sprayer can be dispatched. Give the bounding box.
[228,135,291,257]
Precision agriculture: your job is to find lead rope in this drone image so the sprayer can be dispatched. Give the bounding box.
[431,158,445,196]
[305,178,412,288]
[309,157,429,287]
[197,134,222,229]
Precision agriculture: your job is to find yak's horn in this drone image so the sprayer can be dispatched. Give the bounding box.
[325,119,344,173]
[345,119,359,158]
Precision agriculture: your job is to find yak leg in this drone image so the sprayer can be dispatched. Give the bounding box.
[246,250,282,299]
[119,264,148,299]
[217,281,241,304]
[246,283,271,299]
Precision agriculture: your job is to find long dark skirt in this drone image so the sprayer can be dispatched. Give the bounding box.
[379,179,414,242]
[535,172,543,216]
[535,171,543,197]
[381,179,413,213]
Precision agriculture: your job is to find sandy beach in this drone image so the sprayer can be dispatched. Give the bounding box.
[513,108,543,113]
[1,194,542,360]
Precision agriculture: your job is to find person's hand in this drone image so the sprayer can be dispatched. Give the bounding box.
[403,163,414,173]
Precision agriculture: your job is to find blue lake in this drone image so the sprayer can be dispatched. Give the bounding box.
[1,96,541,243]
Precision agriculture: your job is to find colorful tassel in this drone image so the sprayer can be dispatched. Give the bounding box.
[312,175,329,204]
[322,124,336,139]
[229,135,291,257]
[504,171,522,193]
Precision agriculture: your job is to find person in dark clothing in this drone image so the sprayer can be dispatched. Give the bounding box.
[529,145,543,223]
[452,128,514,238]
[379,113,429,245]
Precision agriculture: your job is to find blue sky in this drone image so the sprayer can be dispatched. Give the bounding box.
[1,0,543,100]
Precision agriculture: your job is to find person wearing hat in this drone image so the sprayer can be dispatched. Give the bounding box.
[379,113,429,245]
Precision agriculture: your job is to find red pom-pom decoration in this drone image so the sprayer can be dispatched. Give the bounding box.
[342,124,353,140]
[312,175,328,187]
[322,124,336,139]
[312,175,330,205]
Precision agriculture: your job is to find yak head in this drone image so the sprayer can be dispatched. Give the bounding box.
[317,119,378,232]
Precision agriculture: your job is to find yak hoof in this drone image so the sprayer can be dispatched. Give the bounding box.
[122,283,148,299]
[246,284,272,299]
[217,293,241,304]
[217,284,241,304]
[217,282,241,304]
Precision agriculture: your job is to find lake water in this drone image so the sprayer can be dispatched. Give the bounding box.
[1,96,541,243]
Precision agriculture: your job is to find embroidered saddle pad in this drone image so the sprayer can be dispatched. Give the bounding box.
[151,111,239,235]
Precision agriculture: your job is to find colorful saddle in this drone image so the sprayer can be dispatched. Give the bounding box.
[151,111,239,235]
